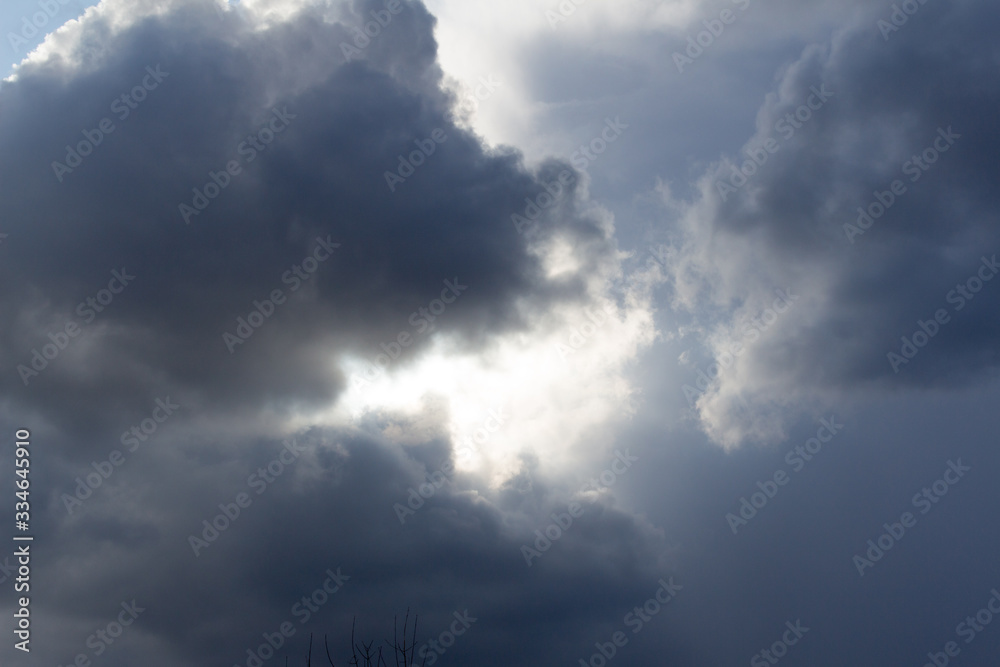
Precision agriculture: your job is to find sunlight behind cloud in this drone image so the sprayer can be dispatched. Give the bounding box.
[328,277,657,487]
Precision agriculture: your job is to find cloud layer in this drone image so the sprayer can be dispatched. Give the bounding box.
[2,0,999,665]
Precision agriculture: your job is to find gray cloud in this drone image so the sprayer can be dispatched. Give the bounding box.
[0,0,668,665]
[3,0,999,664]
[664,0,1000,445]
[0,0,618,433]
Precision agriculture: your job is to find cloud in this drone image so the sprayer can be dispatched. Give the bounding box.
[0,0,666,663]
[664,0,1000,447]
[0,0,638,429]
[9,0,996,663]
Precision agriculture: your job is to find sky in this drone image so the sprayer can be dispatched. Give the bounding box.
[1,0,999,665]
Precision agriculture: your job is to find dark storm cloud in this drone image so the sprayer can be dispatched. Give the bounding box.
[0,0,611,435]
[5,0,996,663]
[25,420,669,666]
[0,1,667,665]
[668,0,1000,424]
